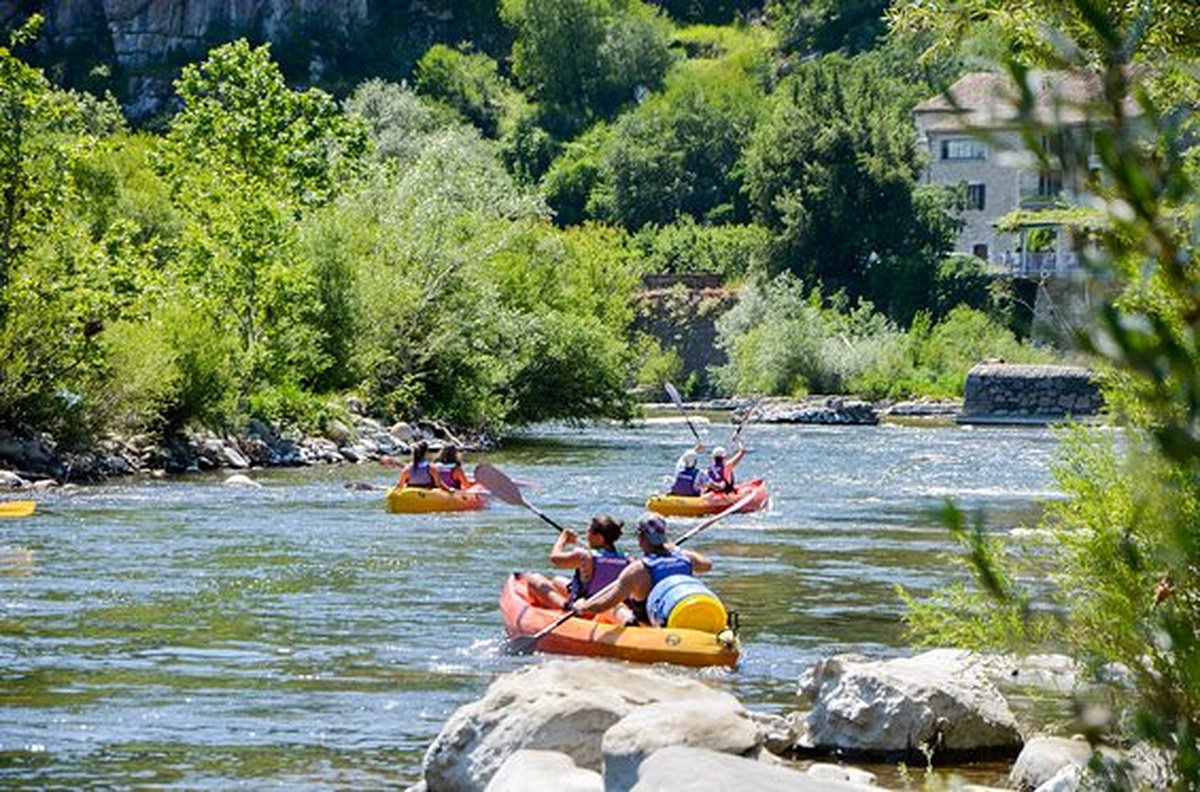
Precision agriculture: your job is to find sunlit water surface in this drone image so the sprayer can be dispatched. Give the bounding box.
[0,419,1065,788]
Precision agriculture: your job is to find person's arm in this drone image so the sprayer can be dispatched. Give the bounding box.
[453,467,470,489]
[682,547,712,574]
[575,563,640,615]
[727,441,746,470]
[396,465,411,488]
[548,529,585,568]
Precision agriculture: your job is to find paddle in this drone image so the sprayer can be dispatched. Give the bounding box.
[664,382,702,446]
[729,396,763,446]
[506,489,757,654]
[473,463,567,533]
[0,500,35,517]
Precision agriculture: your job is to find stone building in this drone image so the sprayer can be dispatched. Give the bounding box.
[913,70,1131,277]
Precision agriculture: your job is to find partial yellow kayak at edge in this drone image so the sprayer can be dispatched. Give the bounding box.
[0,500,36,517]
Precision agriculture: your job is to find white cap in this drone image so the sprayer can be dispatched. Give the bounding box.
[712,446,727,459]
[682,450,697,467]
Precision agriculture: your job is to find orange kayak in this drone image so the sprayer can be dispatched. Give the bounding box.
[499,573,739,668]
[385,484,488,513]
[645,478,769,518]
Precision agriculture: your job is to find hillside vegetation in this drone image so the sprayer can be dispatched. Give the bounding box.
[1,1,1184,444]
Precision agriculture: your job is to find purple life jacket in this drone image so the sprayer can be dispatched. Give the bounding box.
[408,460,435,488]
[436,462,461,489]
[670,466,702,496]
[706,461,734,493]
[567,549,629,605]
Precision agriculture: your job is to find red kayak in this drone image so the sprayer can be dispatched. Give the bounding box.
[499,573,739,668]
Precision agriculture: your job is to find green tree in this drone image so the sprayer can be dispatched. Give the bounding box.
[163,39,366,208]
[502,0,674,122]
[744,55,950,311]
[768,0,893,55]
[595,67,762,228]
[414,43,511,138]
[0,17,57,317]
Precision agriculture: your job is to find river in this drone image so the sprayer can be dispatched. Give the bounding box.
[0,417,1064,788]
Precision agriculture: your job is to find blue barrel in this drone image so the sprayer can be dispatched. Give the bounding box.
[646,575,727,632]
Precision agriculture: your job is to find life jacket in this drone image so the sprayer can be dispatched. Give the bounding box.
[670,467,702,496]
[630,551,694,623]
[436,462,461,489]
[567,548,629,606]
[407,460,435,488]
[706,461,735,493]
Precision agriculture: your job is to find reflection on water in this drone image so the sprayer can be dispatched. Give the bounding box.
[0,420,1062,787]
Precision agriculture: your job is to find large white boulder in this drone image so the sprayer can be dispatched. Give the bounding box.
[601,693,760,790]
[485,749,602,792]
[797,649,1022,760]
[422,659,729,792]
[631,746,876,792]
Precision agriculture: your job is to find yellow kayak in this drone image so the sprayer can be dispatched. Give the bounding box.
[646,479,769,518]
[0,500,35,517]
[385,485,488,514]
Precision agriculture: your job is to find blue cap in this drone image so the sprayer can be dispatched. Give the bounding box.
[637,512,668,545]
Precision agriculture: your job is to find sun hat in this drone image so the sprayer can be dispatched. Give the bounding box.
[681,450,697,468]
[712,446,727,459]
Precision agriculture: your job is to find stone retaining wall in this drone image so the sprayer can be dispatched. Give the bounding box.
[960,363,1102,424]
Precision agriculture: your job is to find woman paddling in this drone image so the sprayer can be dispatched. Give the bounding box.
[524,515,634,624]
[435,445,471,490]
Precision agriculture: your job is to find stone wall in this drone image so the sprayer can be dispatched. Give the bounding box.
[960,363,1102,424]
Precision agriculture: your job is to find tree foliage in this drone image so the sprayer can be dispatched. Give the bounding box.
[768,0,892,55]
[501,0,675,122]
[744,55,955,312]
[414,43,511,138]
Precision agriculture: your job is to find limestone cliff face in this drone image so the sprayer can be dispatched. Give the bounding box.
[2,0,371,116]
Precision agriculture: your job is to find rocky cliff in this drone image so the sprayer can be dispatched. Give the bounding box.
[1,1,500,118]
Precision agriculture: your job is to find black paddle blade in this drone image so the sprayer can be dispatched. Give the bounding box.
[502,634,542,655]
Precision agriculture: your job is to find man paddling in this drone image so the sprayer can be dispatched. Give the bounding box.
[573,512,712,626]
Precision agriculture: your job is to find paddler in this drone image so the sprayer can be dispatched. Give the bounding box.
[668,443,711,496]
[387,441,451,491]
[702,439,745,494]
[573,512,713,626]
[525,515,633,624]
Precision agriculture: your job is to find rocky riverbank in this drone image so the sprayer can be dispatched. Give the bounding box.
[0,399,488,487]
[409,651,1167,792]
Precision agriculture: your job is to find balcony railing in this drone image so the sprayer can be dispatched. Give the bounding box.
[1007,251,1079,277]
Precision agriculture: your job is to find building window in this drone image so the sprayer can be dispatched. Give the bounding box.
[941,138,987,160]
[966,183,986,211]
[972,244,989,261]
[1037,170,1063,197]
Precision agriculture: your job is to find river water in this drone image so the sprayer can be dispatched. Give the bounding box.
[0,417,1064,788]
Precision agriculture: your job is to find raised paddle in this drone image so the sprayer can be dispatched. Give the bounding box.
[0,500,35,517]
[664,382,703,446]
[729,396,763,446]
[473,463,568,533]
[506,489,757,654]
